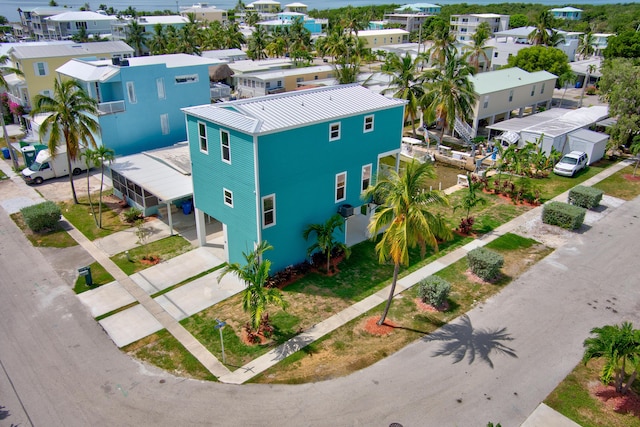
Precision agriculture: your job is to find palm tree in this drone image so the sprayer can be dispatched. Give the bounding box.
[578,64,597,108]
[583,322,640,395]
[221,22,246,49]
[148,23,167,55]
[217,241,288,330]
[454,173,487,222]
[577,31,595,60]
[528,10,554,46]
[247,25,270,60]
[0,55,23,170]
[363,160,452,325]
[30,79,100,204]
[93,145,115,228]
[82,148,98,226]
[382,53,425,137]
[428,24,456,65]
[126,20,148,56]
[303,214,351,273]
[421,50,476,147]
[558,71,576,108]
[465,22,491,72]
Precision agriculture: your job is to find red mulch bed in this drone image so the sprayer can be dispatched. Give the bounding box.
[481,188,540,207]
[414,298,449,312]
[240,329,270,346]
[623,174,640,182]
[363,316,397,336]
[139,256,161,266]
[591,384,640,417]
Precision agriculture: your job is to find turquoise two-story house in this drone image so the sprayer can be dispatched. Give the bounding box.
[183,84,406,272]
[57,54,222,156]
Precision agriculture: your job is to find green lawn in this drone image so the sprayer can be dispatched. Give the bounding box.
[594,165,640,200]
[545,359,640,427]
[73,261,115,294]
[10,212,78,248]
[59,193,130,240]
[123,329,217,381]
[110,235,193,275]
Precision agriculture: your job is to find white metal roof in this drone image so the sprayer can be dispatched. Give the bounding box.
[487,108,572,133]
[110,144,192,203]
[569,128,608,143]
[9,41,133,59]
[125,54,222,68]
[356,29,410,37]
[493,26,538,38]
[46,11,117,22]
[183,84,406,135]
[550,7,583,12]
[242,64,333,80]
[523,106,609,137]
[285,2,308,7]
[470,68,557,95]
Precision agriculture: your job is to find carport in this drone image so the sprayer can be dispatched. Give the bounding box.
[109,143,193,236]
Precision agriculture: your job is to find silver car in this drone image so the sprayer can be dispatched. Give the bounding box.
[553,151,589,177]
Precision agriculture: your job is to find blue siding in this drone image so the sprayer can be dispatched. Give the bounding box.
[258,107,404,271]
[89,61,211,156]
[187,115,259,265]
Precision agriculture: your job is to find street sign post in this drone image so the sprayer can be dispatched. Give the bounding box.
[214,319,227,364]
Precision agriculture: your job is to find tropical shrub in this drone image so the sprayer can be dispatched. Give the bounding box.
[20,201,61,232]
[417,275,451,307]
[467,247,504,281]
[568,185,604,209]
[123,207,143,223]
[542,201,586,230]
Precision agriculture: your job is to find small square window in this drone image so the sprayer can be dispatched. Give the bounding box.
[329,122,341,141]
[223,188,233,207]
[363,115,374,133]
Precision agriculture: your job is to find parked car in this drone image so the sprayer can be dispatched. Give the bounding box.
[553,151,589,177]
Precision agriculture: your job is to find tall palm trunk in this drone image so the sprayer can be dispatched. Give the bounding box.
[0,107,19,170]
[378,263,400,325]
[86,167,97,226]
[63,130,79,204]
[98,162,105,228]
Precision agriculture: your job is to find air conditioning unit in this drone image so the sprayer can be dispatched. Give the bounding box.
[338,204,354,218]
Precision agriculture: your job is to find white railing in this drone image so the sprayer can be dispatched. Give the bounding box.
[7,93,29,108]
[454,117,476,144]
[98,100,125,115]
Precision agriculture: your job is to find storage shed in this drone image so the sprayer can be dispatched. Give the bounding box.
[566,128,608,165]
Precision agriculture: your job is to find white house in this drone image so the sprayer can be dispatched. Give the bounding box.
[450,13,509,42]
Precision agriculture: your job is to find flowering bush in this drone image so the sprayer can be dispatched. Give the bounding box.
[9,101,24,116]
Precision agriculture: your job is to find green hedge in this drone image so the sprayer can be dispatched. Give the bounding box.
[467,247,504,281]
[417,275,451,307]
[542,201,586,230]
[20,201,61,232]
[568,185,604,209]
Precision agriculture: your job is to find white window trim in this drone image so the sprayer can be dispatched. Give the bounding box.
[262,194,276,228]
[34,61,48,76]
[220,129,231,164]
[329,122,341,142]
[363,115,374,133]
[160,113,170,135]
[361,164,372,193]
[223,188,233,207]
[156,77,165,100]
[175,74,199,84]
[198,121,208,154]
[335,172,347,203]
[126,81,137,104]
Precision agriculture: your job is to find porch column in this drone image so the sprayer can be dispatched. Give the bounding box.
[546,99,552,109]
[518,107,524,118]
[166,202,174,236]
[194,207,207,246]
[488,115,495,125]
[395,153,400,172]
[505,110,511,120]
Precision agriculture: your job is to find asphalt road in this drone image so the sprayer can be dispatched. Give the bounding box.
[1,189,638,427]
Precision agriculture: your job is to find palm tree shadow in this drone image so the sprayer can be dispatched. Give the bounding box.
[422,314,517,368]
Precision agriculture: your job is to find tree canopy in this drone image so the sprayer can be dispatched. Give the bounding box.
[505,46,570,79]
[603,31,640,59]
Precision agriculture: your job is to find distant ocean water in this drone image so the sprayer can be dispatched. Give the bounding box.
[0,0,629,23]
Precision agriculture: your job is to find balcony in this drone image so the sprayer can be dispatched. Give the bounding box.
[98,100,125,115]
[7,93,30,109]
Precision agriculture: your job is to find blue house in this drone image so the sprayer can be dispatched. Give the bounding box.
[257,12,325,35]
[56,54,223,156]
[183,84,406,272]
[549,7,583,21]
